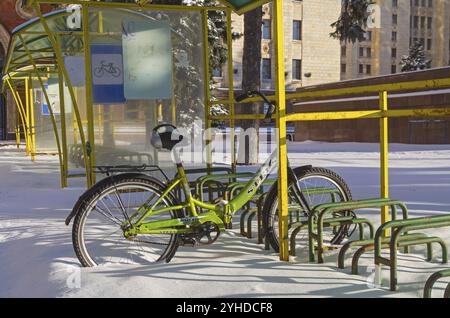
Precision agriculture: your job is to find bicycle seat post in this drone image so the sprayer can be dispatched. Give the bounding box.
[170,145,183,166]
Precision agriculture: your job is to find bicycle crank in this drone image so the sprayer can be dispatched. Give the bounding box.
[196,222,220,245]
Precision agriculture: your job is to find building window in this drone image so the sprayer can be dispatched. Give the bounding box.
[359,47,365,57]
[366,65,372,75]
[427,17,432,29]
[365,31,372,41]
[392,31,397,42]
[420,16,426,29]
[428,0,433,7]
[392,14,398,25]
[262,19,271,40]
[293,20,302,40]
[413,16,419,28]
[292,59,302,80]
[341,46,347,57]
[427,38,432,50]
[392,0,398,8]
[262,58,271,79]
[366,47,372,58]
[359,64,364,74]
[422,0,426,6]
[341,63,346,73]
[414,0,419,6]
[391,64,397,74]
[392,48,397,58]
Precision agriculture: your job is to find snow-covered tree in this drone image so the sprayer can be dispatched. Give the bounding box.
[400,41,431,72]
[330,0,373,43]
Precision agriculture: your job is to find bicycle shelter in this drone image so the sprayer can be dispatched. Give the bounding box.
[2,0,450,262]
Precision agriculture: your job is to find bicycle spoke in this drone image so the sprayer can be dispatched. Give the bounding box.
[92,205,123,226]
[78,178,178,266]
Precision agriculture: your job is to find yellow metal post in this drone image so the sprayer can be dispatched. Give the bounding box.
[25,79,31,156]
[82,6,96,186]
[171,95,176,125]
[226,8,236,172]
[29,77,36,161]
[379,91,389,235]
[273,0,289,261]
[152,103,159,165]
[15,123,20,148]
[31,2,91,187]
[57,38,69,188]
[7,80,29,152]
[17,35,64,187]
[14,90,30,151]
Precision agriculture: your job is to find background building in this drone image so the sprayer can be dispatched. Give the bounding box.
[341,0,450,80]
[0,0,36,140]
[216,0,342,91]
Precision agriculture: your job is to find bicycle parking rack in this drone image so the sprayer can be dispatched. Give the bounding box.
[291,216,374,257]
[351,235,446,282]
[69,144,153,168]
[340,215,450,291]
[227,179,275,241]
[308,198,406,263]
[424,268,450,298]
[370,214,450,291]
[289,187,372,257]
[339,232,427,270]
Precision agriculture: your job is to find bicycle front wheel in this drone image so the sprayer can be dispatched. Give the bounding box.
[72,174,182,267]
[263,166,352,255]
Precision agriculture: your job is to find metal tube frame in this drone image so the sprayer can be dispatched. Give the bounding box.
[18,34,65,187]
[2,0,449,263]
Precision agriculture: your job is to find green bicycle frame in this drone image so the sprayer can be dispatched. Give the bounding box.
[125,148,279,236]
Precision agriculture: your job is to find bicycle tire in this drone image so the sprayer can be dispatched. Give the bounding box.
[263,166,353,253]
[72,173,183,267]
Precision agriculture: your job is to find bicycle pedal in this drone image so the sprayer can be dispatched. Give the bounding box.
[179,236,196,247]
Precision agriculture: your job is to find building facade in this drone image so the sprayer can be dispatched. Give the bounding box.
[217,0,342,91]
[0,0,37,140]
[0,0,53,140]
[341,0,450,80]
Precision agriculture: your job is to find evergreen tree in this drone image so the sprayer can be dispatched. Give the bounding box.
[400,40,431,72]
[89,0,231,129]
[331,0,373,42]
[237,7,262,165]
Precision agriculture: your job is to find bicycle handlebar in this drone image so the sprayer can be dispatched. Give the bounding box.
[235,90,275,123]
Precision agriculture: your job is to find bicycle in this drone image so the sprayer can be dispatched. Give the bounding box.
[66,91,353,266]
[94,60,122,78]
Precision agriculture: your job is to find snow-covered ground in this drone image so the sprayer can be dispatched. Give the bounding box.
[1,141,450,298]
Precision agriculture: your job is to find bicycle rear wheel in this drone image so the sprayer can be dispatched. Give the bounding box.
[263,166,352,255]
[72,174,182,267]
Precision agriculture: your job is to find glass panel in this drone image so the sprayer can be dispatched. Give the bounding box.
[32,76,62,155]
[87,8,206,176]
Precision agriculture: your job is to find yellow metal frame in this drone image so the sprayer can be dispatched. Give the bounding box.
[2,0,450,262]
[272,0,289,260]
[18,34,65,187]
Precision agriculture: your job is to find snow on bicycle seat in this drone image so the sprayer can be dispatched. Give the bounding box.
[151,124,188,151]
